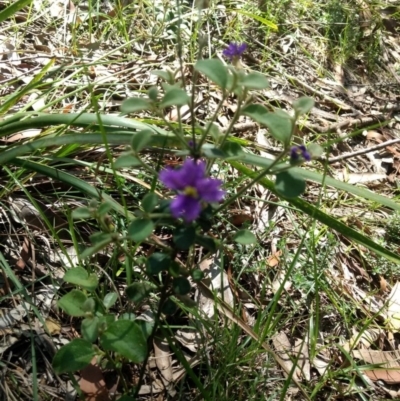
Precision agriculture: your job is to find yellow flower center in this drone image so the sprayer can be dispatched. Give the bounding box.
[183,186,198,198]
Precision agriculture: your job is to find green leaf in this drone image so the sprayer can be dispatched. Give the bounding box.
[100,320,147,363]
[81,317,99,343]
[240,72,269,90]
[242,106,292,145]
[293,97,315,115]
[53,339,95,374]
[275,171,306,198]
[63,267,98,291]
[103,292,118,309]
[81,298,96,313]
[221,142,244,157]
[72,207,92,219]
[147,252,171,274]
[195,234,218,253]
[168,261,181,277]
[160,88,190,108]
[126,282,156,303]
[172,277,192,295]
[80,237,114,259]
[97,201,113,216]
[114,153,142,169]
[90,232,113,244]
[231,8,278,30]
[99,314,115,331]
[234,229,257,245]
[131,129,153,152]
[191,269,205,281]
[58,290,87,317]
[173,226,196,250]
[195,59,228,89]
[141,193,159,213]
[147,86,159,101]
[161,298,178,315]
[128,218,154,242]
[151,69,174,83]
[120,98,152,115]
[136,320,154,339]
[307,143,324,159]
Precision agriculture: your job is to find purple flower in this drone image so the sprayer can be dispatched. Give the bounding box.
[290,145,311,162]
[159,158,225,222]
[223,43,247,61]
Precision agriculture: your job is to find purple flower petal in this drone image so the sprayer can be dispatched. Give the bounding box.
[290,145,311,162]
[290,147,300,160]
[223,42,247,61]
[196,178,225,202]
[159,157,225,222]
[180,158,206,186]
[159,167,186,191]
[170,195,202,222]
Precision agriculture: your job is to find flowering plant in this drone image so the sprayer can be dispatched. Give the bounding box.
[50,37,330,396]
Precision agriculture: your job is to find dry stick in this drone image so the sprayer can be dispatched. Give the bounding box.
[324,137,400,163]
[304,114,388,134]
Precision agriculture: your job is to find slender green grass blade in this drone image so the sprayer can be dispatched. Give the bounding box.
[0,132,178,165]
[0,59,55,114]
[231,9,278,30]
[0,113,169,137]
[239,153,400,212]
[0,0,32,23]
[10,158,134,219]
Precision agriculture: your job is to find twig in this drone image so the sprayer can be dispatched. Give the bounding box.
[324,137,400,163]
[304,114,388,134]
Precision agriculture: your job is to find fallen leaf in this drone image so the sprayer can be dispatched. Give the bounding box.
[352,349,400,384]
[79,358,110,401]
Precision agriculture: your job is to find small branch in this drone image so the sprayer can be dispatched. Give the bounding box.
[324,137,400,163]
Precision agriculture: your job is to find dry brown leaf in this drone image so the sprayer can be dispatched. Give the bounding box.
[15,236,31,270]
[271,332,303,381]
[44,318,61,336]
[352,349,400,383]
[79,358,110,401]
[267,250,282,268]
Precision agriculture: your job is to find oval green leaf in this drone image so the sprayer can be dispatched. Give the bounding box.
[131,129,154,152]
[63,267,98,291]
[172,277,192,295]
[195,59,228,89]
[81,317,100,343]
[114,153,142,169]
[160,88,190,108]
[53,338,95,374]
[141,193,159,213]
[128,218,154,242]
[293,96,315,115]
[275,171,306,198]
[58,289,87,317]
[120,98,152,115]
[234,229,257,245]
[100,320,147,363]
[240,72,269,90]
